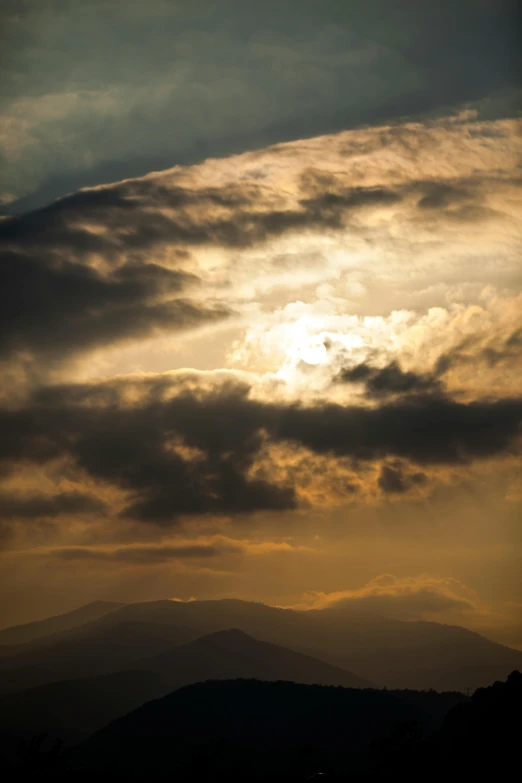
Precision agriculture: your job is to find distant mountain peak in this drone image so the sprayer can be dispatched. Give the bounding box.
[140,625,373,691]
[196,628,254,642]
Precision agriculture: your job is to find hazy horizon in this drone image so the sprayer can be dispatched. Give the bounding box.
[2,593,522,654]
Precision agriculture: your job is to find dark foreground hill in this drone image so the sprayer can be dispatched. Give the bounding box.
[371,669,522,780]
[0,630,370,743]
[1,598,521,693]
[72,679,454,779]
[1,674,518,779]
[0,669,166,746]
[70,671,522,780]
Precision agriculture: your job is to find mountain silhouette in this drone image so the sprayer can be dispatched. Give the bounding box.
[0,598,520,693]
[436,669,522,776]
[143,628,371,689]
[366,670,522,780]
[302,605,522,692]
[73,678,461,778]
[0,601,123,649]
[0,620,193,694]
[5,673,519,779]
[0,669,166,744]
[0,629,370,743]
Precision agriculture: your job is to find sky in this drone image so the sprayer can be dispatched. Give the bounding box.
[0,1,521,648]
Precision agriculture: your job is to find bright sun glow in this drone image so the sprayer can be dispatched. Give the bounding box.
[273,318,331,383]
[282,318,329,366]
[299,335,328,365]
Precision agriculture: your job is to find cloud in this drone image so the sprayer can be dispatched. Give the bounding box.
[0,376,297,523]
[290,574,522,648]
[0,101,519,627]
[0,179,248,370]
[275,393,522,466]
[0,172,404,378]
[53,542,239,564]
[436,326,522,375]
[0,174,402,259]
[294,574,480,618]
[0,4,520,640]
[337,360,442,398]
[415,180,475,210]
[0,374,520,524]
[47,535,306,565]
[378,465,427,494]
[0,250,229,367]
[1,106,520,395]
[0,490,106,520]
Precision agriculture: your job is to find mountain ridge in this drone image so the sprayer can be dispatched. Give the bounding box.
[0,601,124,648]
[0,628,371,742]
[73,677,466,778]
[0,598,520,692]
[141,627,372,689]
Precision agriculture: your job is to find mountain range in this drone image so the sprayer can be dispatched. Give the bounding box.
[0,628,370,742]
[0,598,519,693]
[0,599,521,777]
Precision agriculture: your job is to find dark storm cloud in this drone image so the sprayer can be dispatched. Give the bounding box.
[337,361,442,398]
[0,177,401,256]
[276,395,522,465]
[0,490,106,520]
[0,380,297,522]
[0,181,257,253]
[0,250,228,363]
[0,378,521,522]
